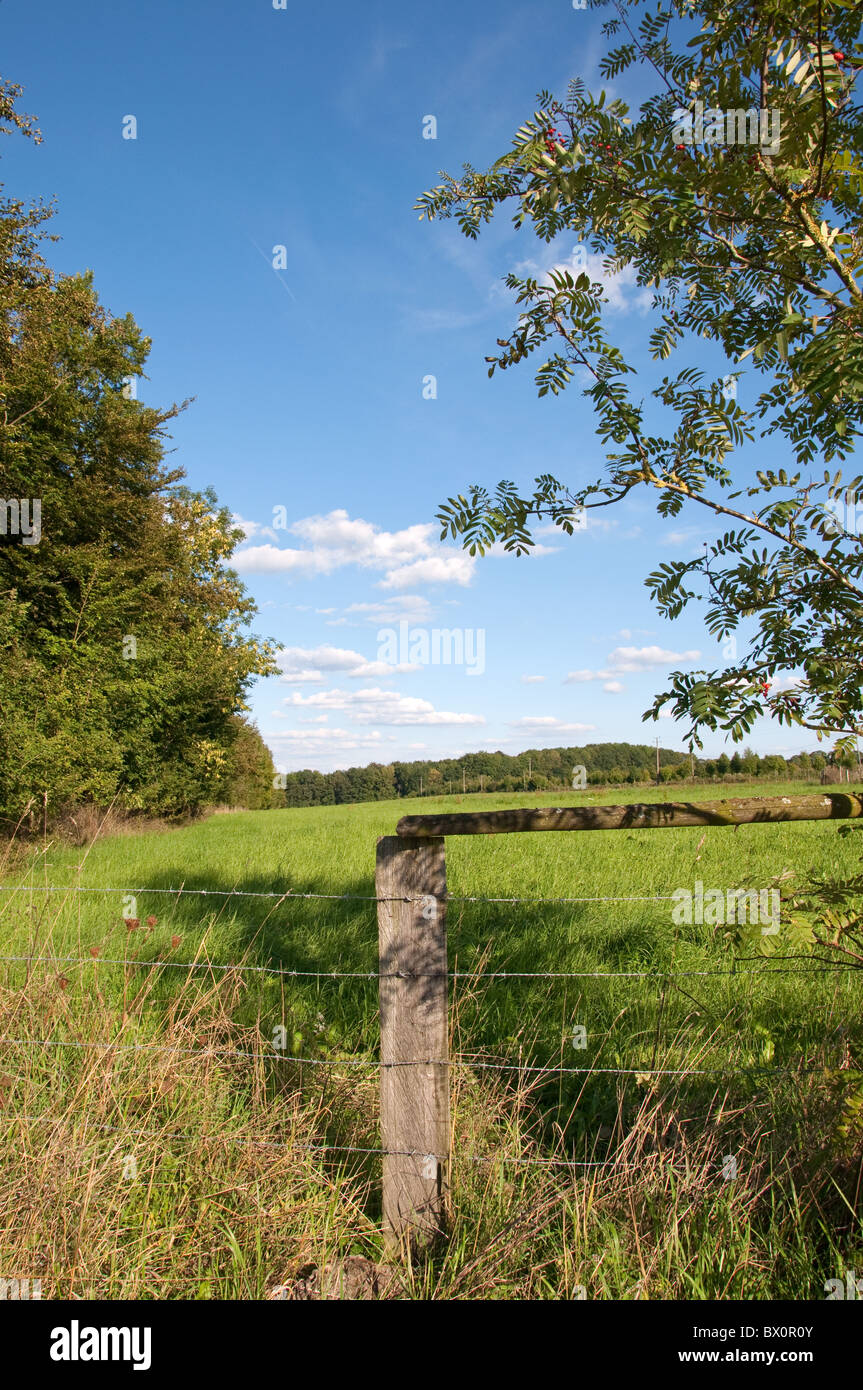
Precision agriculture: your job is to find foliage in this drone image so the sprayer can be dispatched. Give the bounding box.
[2,785,860,1298]
[277,740,835,807]
[0,79,278,823]
[417,0,863,754]
[224,718,280,810]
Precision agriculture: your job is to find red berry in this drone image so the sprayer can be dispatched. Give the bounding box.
[834,50,844,62]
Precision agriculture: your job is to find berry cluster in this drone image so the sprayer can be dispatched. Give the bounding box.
[586,137,624,167]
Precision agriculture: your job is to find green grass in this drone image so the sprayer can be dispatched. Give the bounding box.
[1,781,861,1298]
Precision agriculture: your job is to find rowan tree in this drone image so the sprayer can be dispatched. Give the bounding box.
[417,0,863,755]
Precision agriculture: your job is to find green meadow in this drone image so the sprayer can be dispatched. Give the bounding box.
[1,781,861,1299]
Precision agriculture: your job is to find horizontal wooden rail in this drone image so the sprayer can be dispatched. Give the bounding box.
[396,793,863,838]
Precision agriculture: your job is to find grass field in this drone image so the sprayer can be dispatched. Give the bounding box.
[1,781,862,1299]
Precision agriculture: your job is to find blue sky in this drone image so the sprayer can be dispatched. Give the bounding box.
[2,0,818,771]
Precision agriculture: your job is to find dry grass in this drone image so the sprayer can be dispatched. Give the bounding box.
[1,789,861,1298]
[1,942,858,1300]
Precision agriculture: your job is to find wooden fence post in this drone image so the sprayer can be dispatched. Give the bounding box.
[375,835,449,1249]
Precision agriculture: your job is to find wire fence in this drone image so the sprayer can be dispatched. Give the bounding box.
[5,1113,636,1170]
[1,878,860,1175]
[4,1034,853,1077]
[0,883,682,903]
[0,951,854,978]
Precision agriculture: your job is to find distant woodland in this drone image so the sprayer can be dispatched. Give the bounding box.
[274,742,837,807]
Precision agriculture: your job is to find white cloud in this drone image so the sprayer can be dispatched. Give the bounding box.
[521,674,546,684]
[378,554,475,590]
[766,675,806,694]
[232,513,279,544]
[607,645,700,672]
[266,728,390,758]
[566,645,700,684]
[603,680,624,693]
[344,596,434,625]
[516,245,653,315]
[277,687,485,727]
[280,669,328,685]
[565,669,610,684]
[565,248,653,314]
[227,543,328,576]
[232,510,478,590]
[278,645,420,683]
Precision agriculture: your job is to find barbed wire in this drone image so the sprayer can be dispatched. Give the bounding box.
[0,884,420,904]
[1,1036,856,1077]
[0,1038,377,1067]
[4,859,858,1263]
[8,1114,419,1161]
[1,1113,737,1170]
[2,886,858,1161]
[6,1112,643,1169]
[0,883,682,905]
[0,952,853,980]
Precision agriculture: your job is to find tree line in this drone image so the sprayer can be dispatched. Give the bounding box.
[275,742,839,808]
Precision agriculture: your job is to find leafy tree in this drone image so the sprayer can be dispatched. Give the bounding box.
[417,0,863,757]
[0,79,277,823]
[223,718,279,810]
[761,754,789,775]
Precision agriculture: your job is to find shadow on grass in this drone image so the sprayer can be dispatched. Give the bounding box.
[94,861,850,1162]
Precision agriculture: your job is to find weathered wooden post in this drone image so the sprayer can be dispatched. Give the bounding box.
[375,835,449,1248]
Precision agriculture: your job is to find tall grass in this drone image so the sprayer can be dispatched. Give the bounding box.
[0,782,861,1298]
